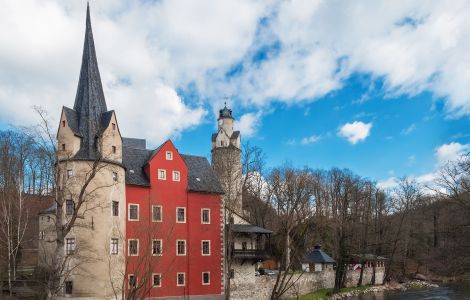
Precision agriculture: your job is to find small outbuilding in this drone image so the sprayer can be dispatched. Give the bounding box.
[348,254,387,271]
[302,244,335,272]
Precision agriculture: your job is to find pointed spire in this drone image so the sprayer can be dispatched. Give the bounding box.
[73,3,108,159]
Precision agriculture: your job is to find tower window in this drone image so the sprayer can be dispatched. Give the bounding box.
[67,169,73,179]
[62,144,66,151]
[62,120,66,127]
[66,200,74,215]
[112,172,118,182]
[66,238,75,255]
[111,238,119,255]
[112,201,119,216]
[112,146,116,154]
[112,123,116,130]
[65,281,73,295]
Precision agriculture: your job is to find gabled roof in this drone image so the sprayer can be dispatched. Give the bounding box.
[181,154,224,194]
[303,246,335,264]
[122,146,152,186]
[62,106,81,137]
[72,4,109,160]
[231,224,272,234]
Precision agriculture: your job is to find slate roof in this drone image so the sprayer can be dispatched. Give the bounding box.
[218,104,233,119]
[123,137,146,149]
[71,4,111,160]
[231,224,273,234]
[303,245,336,264]
[122,146,152,186]
[231,131,240,140]
[181,154,224,194]
[122,144,224,194]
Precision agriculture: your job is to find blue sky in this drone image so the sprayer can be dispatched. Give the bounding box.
[1,0,470,188]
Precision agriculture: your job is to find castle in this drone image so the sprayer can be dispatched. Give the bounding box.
[38,4,274,299]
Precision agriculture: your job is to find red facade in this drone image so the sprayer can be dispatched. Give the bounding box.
[125,140,223,298]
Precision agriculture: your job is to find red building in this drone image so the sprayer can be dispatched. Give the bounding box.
[123,138,224,299]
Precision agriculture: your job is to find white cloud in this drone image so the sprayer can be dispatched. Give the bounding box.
[3,0,470,141]
[401,123,416,135]
[301,135,321,145]
[234,111,262,138]
[377,177,398,190]
[338,121,372,144]
[435,142,469,165]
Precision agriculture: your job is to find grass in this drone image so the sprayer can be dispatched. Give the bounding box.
[300,285,371,300]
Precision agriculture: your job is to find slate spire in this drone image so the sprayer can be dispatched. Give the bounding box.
[73,3,108,159]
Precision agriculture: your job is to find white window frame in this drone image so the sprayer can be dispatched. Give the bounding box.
[202,272,210,285]
[110,238,119,255]
[152,205,162,222]
[165,151,173,160]
[66,169,73,179]
[152,239,163,256]
[176,272,185,287]
[128,204,139,221]
[65,238,76,255]
[176,207,186,223]
[128,239,139,256]
[172,171,180,182]
[152,273,162,288]
[128,274,137,289]
[202,240,211,256]
[201,208,210,224]
[176,240,186,256]
[158,169,166,180]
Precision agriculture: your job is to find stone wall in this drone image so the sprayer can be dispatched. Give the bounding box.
[231,268,385,300]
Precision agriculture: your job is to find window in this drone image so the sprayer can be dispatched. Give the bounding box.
[152,274,161,287]
[66,238,75,255]
[158,169,166,180]
[177,240,186,256]
[177,273,185,286]
[62,120,66,127]
[202,240,210,256]
[39,231,45,240]
[128,239,139,256]
[242,241,247,250]
[112,123,116,130]
[128,275,137,289]
[152,240,162,256]
[62,144,66,151]
[229,269,234,279]
[112,172,118,182]
[202,272,210,285]
[112,146,116,154]
[66,200,74,215]
[112,201,119,216]
[165,151,173,160]
[128,204,139,221]
[67,169,73,179]
[172,171,180,182]
[111,238,119,255]
[152,205,162,222]
[201,209,210,224]
[65,281,73,295]
[176,207,186,223]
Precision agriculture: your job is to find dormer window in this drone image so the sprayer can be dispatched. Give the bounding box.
[62,120,66,127]
[112,146,116,154]
[166,151,173,160]
[62,144,66,151]
[112,123,116,130]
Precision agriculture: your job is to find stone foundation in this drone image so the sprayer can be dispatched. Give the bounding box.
[231,268,385,300]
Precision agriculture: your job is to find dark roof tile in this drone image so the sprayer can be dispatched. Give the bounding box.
[181,154,224,194]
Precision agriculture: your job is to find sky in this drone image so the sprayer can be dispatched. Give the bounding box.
[1,0,470,189]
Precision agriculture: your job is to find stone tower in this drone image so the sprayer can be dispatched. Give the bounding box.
[54,4,126,298]
[211,104,243,214]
